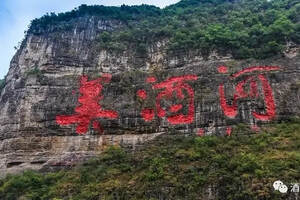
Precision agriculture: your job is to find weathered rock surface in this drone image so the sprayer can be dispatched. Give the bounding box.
[0,15,300,176]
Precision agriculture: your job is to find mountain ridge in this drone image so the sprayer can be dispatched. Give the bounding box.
[0,0,299,185]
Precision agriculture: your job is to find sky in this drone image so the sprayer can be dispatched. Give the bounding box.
[0,0,179,79]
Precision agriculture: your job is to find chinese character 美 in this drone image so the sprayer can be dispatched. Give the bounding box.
[56,74,118,134]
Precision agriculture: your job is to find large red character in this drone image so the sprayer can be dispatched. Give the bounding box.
[137,75,198,125]
[218,66,280,121]
[56,74,118,134]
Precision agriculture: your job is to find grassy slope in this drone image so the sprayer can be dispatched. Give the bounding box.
[0,120,299,200]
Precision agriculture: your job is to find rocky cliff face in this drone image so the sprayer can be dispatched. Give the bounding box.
[0,15,299,176]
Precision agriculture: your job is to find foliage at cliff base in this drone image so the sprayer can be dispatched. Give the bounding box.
[0,119,300,200]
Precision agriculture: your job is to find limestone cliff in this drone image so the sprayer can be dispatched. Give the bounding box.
[0,5,300,176]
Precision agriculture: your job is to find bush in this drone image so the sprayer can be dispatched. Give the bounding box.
[26,66,42,77]
[0,79,5,93]
[1,120,300,199]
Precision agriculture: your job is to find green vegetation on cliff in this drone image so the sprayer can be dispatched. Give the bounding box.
[28,0,300,59]
[1,120,299,200]
[29,4,161,33]
[0,79,5,93]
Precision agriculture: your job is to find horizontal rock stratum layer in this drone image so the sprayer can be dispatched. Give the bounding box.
[0,15,300,176]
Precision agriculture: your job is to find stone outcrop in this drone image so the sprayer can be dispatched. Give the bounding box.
[0,15,299,176]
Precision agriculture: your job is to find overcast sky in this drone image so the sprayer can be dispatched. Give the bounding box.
[0,0,179,79]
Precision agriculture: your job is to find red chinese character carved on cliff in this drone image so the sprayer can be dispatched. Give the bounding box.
[218,66,280,121]
[56,74,118,134]
[137,75,198,125]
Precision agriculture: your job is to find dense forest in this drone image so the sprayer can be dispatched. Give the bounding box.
[0,120,299,199]
[28,0,300,59]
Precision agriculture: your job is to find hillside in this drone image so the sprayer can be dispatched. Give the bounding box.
[0,120,299,199]
[0,0,299,195]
